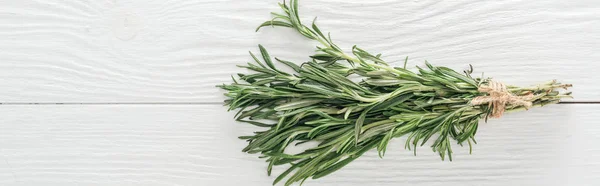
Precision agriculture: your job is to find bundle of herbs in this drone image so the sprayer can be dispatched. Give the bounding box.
[218,0,572,185]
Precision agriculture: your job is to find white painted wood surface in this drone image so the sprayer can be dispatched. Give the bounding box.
[0,105,597,186]
[0,0,598,102]
[1,0,599,186]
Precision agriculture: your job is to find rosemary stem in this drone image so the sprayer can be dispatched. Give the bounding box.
[505,100,561,114]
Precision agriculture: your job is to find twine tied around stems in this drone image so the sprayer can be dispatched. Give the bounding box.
[471,81,534,118]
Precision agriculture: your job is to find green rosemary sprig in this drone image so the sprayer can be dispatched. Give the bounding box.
[218,0,572,185]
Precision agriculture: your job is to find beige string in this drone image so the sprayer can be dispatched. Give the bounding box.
[471,81,534,118]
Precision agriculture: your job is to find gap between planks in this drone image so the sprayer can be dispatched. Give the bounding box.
[0,101,599,105]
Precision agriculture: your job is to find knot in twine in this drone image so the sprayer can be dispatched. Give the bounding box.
[471,81,534,118]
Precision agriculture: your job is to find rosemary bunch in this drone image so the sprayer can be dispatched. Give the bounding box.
[218,0,572,185]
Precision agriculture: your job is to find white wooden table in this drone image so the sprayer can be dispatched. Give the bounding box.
[1,0,599,185]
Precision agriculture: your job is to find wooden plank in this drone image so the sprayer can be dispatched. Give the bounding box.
[0,0,597,103]
[0,104,597,185]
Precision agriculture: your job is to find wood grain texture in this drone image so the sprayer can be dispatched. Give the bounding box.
[0,0,598,103]
[0,104,597,186]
